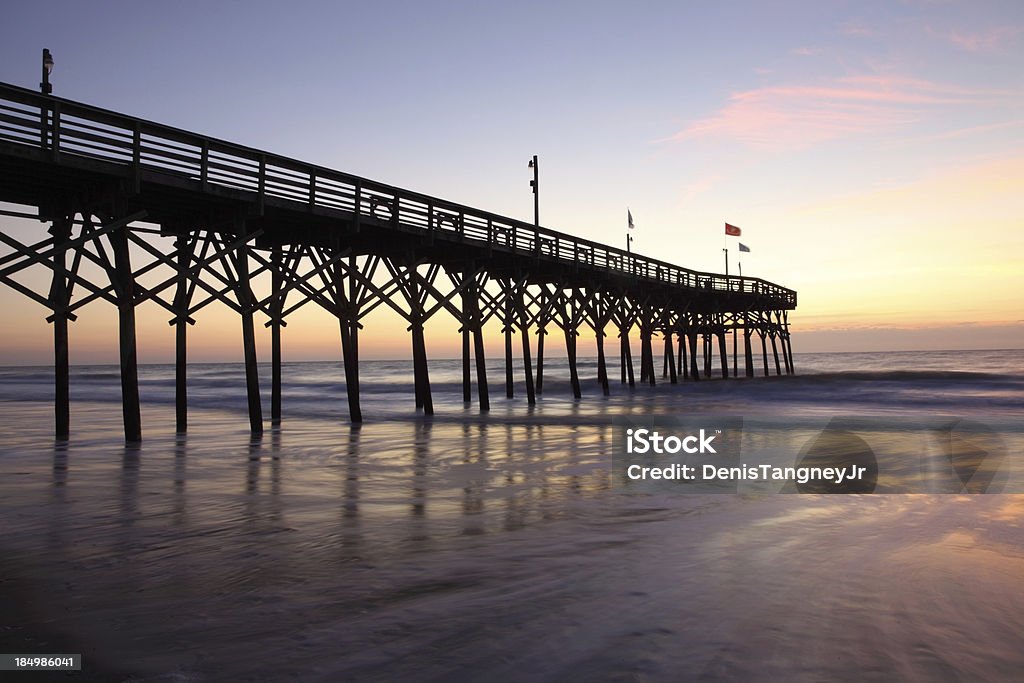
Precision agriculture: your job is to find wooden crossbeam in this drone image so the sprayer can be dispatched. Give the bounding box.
[133,229,260,313]
[0,214,144,311]
[0,212,141,279]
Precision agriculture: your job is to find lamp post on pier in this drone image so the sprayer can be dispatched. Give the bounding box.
[41,49,54,94]
[39,49,54,150]
[528,155,539,228]
[528,155,540,254]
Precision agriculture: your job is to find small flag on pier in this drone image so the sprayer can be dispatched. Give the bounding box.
[725,222,741,236]
[628,209,635,229]
[738,242,750,252]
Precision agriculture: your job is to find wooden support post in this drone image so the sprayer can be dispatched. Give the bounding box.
[620,325,636,387]
[535,327,546,395]
[411,321,433,414]
[461,314,471,404]
[771,334,782,376]
[270,246,283,424]
[666,332,677,384]
[596,329,609,396]
[339,316,362,422]
[408,273,433,415]
[718,331,729,379]
[662,334,669,379]
[704,334,712,378]
[348,318,362,420]
[462,269,489,411]
[339,313,364,419]
[678,331,686,380]
[565,327,582,399]
[761,331,770,377]
[504,283,514,399]
[49,215,71,439]
[786,335,795,374]
[781,334,792,374]
[411,286,424,409]
[470,280,489,411]
[639,332,647,384]
[474,322,490,410]
[517,284,536,406]
[110,227,142,442]
[732,325,738,378]
[172,236,195,432]
[535,289,547,395]
[334,254,363,423]
[620,329,627,384]
[236,240,264,435]
[744,324,755,378]
[638,332,646,383]
[783,313,795,374]
[625,332,635,387]
[504,322,514,398]
[175,302,187,429]
[689,332,700,381]
[641,329,655,386]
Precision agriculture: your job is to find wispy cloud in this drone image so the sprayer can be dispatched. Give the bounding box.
[927,25,1022,53]
[791,46,821,56]
[840,22,878,38]
[678,174,722,206]
[668,74,1016,149]
[905,119,1024,144]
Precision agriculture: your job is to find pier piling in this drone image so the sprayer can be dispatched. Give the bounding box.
[49,214,71,440]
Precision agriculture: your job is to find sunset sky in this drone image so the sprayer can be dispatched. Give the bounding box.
[1,1,1022,363]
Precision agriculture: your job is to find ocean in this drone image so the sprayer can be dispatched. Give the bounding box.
[1,349,1023,681]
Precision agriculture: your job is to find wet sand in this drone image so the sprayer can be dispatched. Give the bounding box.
[2,399,1024,681]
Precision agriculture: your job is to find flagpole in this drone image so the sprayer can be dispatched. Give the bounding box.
[723,228,729,277]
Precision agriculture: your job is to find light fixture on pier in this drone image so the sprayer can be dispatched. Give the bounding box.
[41,49,54,95]
[528,155,539,229]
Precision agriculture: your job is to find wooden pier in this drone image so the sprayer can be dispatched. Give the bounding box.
[0,82,797,441]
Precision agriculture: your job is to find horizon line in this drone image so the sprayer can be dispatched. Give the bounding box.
[1,347,1021,369]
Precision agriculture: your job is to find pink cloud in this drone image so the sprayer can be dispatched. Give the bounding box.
[678,175,722,206]
[669,75,1015,149]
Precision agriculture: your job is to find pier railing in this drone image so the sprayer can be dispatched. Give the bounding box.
[0,82,795,306]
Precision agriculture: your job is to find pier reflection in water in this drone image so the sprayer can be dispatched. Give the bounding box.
[0,397,1022,681]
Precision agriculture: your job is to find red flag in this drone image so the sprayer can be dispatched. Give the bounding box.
[725,222,741,236]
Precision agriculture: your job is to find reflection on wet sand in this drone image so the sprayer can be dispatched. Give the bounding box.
[173,434,187,524]
[1,402,1022,681]
[340,425,362,557]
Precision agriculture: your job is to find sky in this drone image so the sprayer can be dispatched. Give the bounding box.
[1,0,1022,363]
